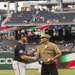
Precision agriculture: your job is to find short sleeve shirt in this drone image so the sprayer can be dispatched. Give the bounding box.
[38,42,61,64]
[14,42,27,63]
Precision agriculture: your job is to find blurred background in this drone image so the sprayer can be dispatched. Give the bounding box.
[0,0,75,70]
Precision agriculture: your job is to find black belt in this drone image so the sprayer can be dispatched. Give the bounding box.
[42,62,55,65]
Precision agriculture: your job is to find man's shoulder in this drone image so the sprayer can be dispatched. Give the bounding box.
[48,42,56,46]
[17,42,23,46]
[38,44,43,48]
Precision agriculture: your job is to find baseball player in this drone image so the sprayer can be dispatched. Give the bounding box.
[35,33,62,75]
[12,33,36,75]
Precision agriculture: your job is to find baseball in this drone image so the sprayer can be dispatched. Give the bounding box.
[48,58,50,61]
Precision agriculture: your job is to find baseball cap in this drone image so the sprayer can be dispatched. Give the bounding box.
[18,33,27,39]
[40,33,51,39]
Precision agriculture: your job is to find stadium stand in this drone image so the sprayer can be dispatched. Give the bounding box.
[6,11,33,24]
[4,10,75,26]
[0,0,75,52]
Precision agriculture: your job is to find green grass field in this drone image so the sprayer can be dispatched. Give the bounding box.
[0,69,75,75]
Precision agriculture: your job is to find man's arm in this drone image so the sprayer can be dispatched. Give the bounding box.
[48,53,62,62]
[48,44,62,62]
[27,49,37,55]
[53,53,62,60]
[20,55,36,61]
[20,47,40,61]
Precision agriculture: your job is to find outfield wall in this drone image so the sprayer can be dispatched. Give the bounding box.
[0,51,75,69]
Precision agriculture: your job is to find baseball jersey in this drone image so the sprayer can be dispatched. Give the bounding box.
[14,42,27,63]
[38,42,61,64]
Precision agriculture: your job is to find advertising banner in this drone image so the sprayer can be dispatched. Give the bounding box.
[0,51,75,69]
[0,52,13,69]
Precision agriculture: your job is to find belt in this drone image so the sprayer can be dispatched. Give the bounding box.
[42,62,54,65]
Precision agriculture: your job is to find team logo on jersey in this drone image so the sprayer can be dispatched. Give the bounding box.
[19,50,24,54]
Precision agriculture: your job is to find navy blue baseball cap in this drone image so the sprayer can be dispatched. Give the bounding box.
[18,33,27,39]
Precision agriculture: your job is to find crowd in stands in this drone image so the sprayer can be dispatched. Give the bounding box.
[5,6,75,25]
[0,40,17,52]
[0,38,75,52]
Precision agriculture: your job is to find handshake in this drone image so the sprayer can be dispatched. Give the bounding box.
[27,46,39,61]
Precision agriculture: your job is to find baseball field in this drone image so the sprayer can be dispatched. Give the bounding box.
[0,69,75,75]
